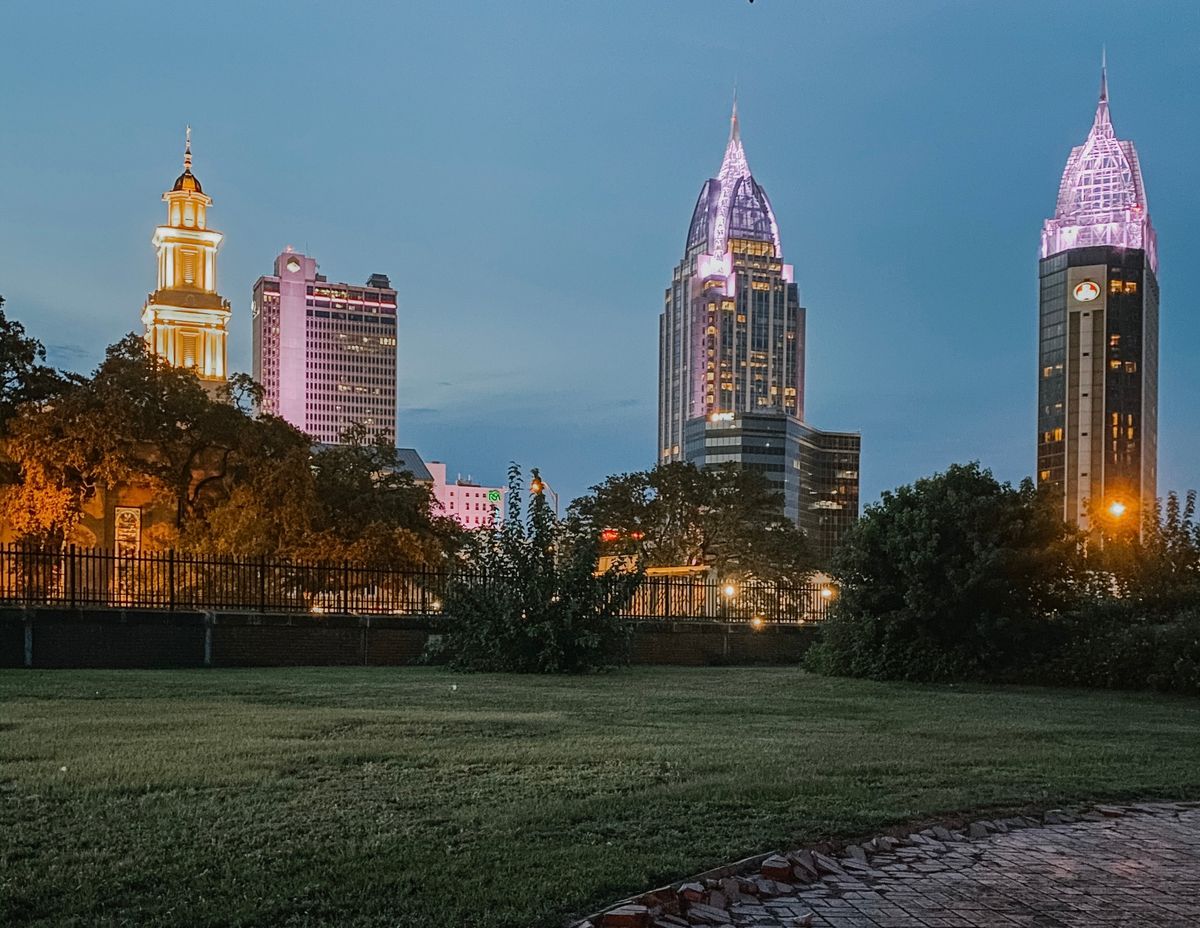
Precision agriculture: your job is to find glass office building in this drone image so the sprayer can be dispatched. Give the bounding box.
[683,413,860,565]
[1038,63,1158,532]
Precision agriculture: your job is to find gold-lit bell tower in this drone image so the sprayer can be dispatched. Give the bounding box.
[141,127,231,384]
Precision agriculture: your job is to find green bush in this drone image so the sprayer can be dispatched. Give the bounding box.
[429,465,639,673]
[805,463,1080,682]
[1035,603,1200,695]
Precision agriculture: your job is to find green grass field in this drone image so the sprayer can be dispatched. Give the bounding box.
[2,667,1199,927]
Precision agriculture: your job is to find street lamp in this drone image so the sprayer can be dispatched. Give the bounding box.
[1107,500,1127,519]
[721,582,736,599]
[529,476,560,516]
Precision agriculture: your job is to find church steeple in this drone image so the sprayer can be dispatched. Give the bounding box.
[141,128,231,385]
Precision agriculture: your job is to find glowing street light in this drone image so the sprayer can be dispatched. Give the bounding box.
[820,587,833,600]
[1107,500,1128,519]
[529,475,560,516]
[721,582,736,599]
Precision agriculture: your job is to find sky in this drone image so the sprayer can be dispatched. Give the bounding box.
[1,1,1197,509]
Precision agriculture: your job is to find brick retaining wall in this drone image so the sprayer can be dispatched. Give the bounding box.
[0,608,819,669]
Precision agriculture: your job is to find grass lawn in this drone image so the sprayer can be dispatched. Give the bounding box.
[2,667,1199,927]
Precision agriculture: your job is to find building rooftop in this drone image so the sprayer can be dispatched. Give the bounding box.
[1041,58,1157,273]
[685,100,782,259]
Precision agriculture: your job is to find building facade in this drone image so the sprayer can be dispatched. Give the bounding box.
[141,129,231,385]
[683,413,860,564]
[427,461,505,530]
[659,103,860,564]
[1038,64,1159,532]
[252,249,398,445]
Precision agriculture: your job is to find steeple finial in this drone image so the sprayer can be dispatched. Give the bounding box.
[730,87,740,141]
[184,125,192,171]
[1099,46,1108,103]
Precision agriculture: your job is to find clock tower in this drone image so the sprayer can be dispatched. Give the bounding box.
[141,128,231,385]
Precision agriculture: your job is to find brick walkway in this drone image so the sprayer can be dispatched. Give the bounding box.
[590,803,1200,928]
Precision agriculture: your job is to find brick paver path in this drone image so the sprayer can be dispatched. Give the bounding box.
[731,805,1200,928]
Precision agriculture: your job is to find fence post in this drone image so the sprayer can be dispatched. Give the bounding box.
[67,544,76,609]
[167,549,176,612]
[341,561,349,614]
[23,608,33,668]
[258,556,266,613]
[203,612,214,667]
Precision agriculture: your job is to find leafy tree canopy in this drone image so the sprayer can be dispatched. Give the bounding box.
[564,461,813,581]
[0,295,67,433]
[1,329,459,567]
[807,462,1081,681]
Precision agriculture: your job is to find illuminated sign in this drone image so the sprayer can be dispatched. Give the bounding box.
[487,490,501,504]
[1073,280,1100,302]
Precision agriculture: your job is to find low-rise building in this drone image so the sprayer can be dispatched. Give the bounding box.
[427,462,505,530]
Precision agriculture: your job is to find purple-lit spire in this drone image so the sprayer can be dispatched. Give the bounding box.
[1041,57,1157,272]
[684,98,782,260]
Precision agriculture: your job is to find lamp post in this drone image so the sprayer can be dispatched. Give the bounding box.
[529,476,559,516]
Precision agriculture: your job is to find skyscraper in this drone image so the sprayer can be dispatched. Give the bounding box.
[252,249,398,445]
[1038,61,1159,532]
[659,102,860,564]
[659,101,803,458]
[141,128,231,385]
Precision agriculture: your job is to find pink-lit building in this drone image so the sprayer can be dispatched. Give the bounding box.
[252,249,398,445]
[1036,60,1159,533]
[427,461,505,530]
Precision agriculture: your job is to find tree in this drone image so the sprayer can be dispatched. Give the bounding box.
[564,461,813,580]
[182,424,461,569]
[1088,490,1200,616]
[0,318,461,565]
[431,465,638,673]
[2,335,307,545]
[0,295,67,433]
[806,462,1081,682]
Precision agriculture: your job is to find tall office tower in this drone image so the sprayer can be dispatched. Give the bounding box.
[1038,61,1159,533]
[658,102,860,564]
[252,249,398,445]
[141,129,231,386]
[659,101,804,461]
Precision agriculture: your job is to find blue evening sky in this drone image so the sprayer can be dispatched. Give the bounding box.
[2,1,1196,507]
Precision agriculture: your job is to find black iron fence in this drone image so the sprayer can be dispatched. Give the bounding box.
[0,545,834,624]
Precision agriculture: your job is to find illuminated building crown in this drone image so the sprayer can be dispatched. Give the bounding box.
[685,99,782,258]
[1041,57,1157,272]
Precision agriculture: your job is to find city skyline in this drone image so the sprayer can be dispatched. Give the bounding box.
[2,2,1197,508]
